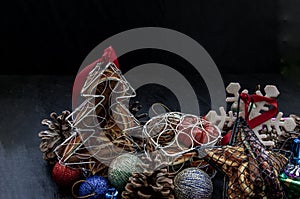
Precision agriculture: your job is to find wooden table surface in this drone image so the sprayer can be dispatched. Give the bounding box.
[0,74,299,199]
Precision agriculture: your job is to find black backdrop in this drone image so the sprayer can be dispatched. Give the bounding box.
[2,2,300,199]
[1,0,283,75]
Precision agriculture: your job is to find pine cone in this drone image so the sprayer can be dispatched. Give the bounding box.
[122,152,175,199]
[38,110,72,164]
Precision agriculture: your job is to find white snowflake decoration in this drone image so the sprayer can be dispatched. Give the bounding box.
[206,82,296,146]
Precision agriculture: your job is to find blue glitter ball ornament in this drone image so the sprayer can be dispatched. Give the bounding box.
[174,167,213,199]
[78,175,109,199]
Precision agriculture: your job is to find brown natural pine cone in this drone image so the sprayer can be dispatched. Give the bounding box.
[38,110,72,165]
[121,152,175,199]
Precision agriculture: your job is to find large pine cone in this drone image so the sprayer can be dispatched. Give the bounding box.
[38,110,72,164]
[121,152,175,199]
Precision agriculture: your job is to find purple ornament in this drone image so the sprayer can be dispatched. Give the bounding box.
[284,163,300,179]
[78,175,109,199]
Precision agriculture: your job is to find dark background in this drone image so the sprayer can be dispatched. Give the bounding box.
[1,0,300,76]
[1,1,300,199]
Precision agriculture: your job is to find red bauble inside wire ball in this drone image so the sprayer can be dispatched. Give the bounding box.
[177,116,219,148]
[52,162,82,187]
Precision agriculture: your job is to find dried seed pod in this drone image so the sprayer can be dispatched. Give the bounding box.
[122,152,175,199]
[38,110,72,165]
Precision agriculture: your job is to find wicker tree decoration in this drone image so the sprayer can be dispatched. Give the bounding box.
[54,61,143,175]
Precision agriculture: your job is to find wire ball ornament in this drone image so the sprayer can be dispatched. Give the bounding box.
[143,112,222,159]
[54,61,144,173]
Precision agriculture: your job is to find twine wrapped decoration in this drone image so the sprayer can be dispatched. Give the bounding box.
[205,117,291,198]
[174,167,213,199]
[108,153,143,191]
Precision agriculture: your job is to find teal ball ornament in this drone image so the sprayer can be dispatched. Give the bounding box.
[108,153,142,191]
[174,167,213,199]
